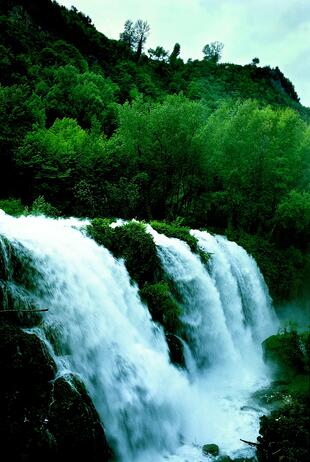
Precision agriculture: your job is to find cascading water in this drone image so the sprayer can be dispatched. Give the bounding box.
[191,230,277,358]
[147,225,278,456]
[0,211,278,461]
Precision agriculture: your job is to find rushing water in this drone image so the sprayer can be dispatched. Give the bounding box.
[0,212,278,461]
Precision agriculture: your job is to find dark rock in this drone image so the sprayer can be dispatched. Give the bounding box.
[166,334,185,368]
[48,376,113,461]
[202,443,219,456]
[0,320,114,461]
[232,458,256,462]
[257,396,310,462]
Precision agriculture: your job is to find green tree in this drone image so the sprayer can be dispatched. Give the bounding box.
[0,84,45,197]
[39,65,118,132]
[16,118,107,212]
[169,43,181,62]
[198,100,309,232]
[112,94,208,218]
[202,41,224,63]
[148,46,169,62]
[120,19,150,60]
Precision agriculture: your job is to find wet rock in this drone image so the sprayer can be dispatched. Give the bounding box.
[48,376,113,461]
[0,320,114,461]
[233,458,256,462]
[166,333,186,368]
[202,443,219,456]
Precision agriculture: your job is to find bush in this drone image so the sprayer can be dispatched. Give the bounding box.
[30,196,59,217]
[88,219,160,286]
[0,198,25,216]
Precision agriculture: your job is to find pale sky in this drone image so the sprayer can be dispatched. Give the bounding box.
[58,0,310,107]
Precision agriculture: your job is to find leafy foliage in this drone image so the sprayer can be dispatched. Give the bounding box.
[0,198,24,216]
[140,282,182,333]
[0,0,309,301]
[87,220,160,287]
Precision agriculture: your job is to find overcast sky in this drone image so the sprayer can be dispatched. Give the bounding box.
[58,0,310,107]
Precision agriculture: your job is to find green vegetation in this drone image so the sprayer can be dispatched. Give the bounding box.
[88,220,160,287]
[151,220,210,264]
[140,282,182,333]
[0,198,24,216]
[262,331,308,380]
[0,0,309,302]
[151,221,199,253]
[88,220,186,339]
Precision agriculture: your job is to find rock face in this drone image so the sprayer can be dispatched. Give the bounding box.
[166,334,186,368]
[0,321,114,462]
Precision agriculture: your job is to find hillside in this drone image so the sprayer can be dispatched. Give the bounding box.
[0,0,309,303]
[1,0,308,110]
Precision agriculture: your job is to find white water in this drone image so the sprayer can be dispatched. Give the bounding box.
[191,230,277,357]
[0,212,278,461]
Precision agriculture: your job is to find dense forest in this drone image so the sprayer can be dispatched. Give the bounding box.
[0,0,309,302]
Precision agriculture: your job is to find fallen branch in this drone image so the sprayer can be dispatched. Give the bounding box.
[240,439,259,447]
[0,309,48,313]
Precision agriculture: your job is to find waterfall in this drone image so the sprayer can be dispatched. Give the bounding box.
[191,230,277,359]
[0,212,278,461]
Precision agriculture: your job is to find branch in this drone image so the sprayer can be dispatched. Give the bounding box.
[240,439,259,447]
[0,309,48,313]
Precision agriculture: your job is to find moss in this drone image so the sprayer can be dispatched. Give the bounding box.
[140,282,182,334]
[202,444,219,456]
[262,331,306,380]
[151,221,199,252]
[151,220,210,264]
[88,219,161,286]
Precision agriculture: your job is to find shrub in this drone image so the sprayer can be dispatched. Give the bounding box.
[88,219,161,286]
[30,196,59,217]
[0,198,25,216]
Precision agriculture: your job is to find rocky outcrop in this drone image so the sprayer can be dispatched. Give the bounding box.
[0,321,114,462]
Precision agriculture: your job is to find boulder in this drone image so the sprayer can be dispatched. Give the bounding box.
[0,320,114,461]
[202,443,219,456]
[262,332,305,380]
